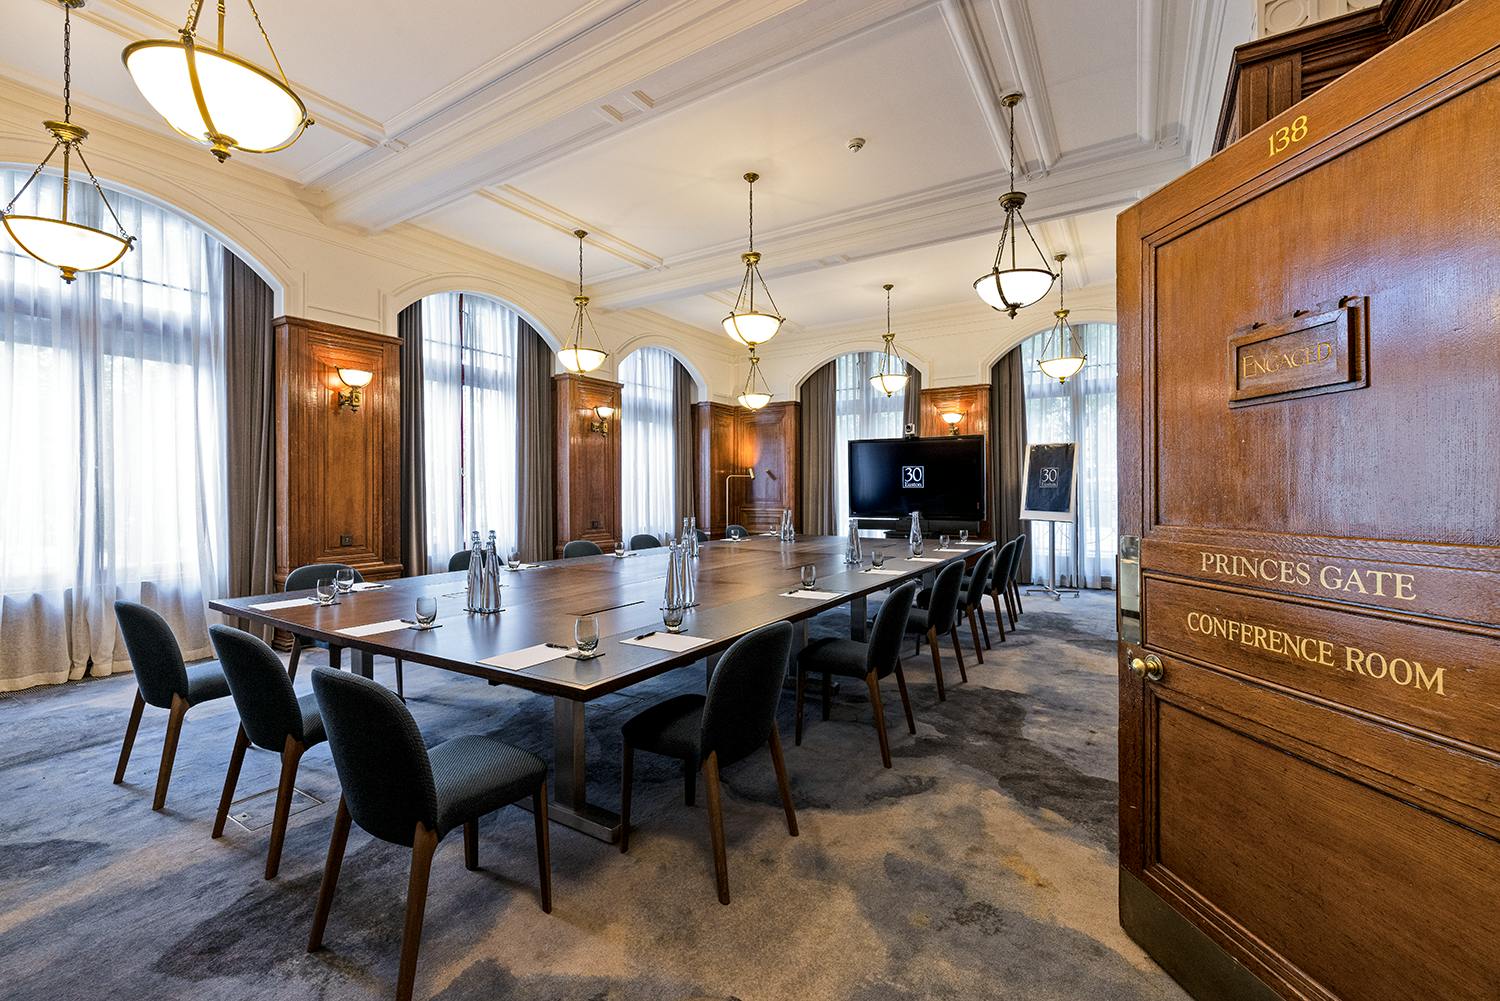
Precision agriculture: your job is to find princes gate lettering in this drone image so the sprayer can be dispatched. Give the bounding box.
[1197,550,1417,602]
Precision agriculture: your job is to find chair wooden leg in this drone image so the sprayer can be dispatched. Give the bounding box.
[950,626,969,682]
[894,662,917,734]
[265,737,305,880]
[152,695,189,811]
[702,753,730,905]
[395,823,439,1001]
[1011,580,1023,618]
[1006,586,1019,628]
[793,667,807,745]
[394,658,405,701]
[533,784,552,913]
[991,591,1007,641]
[213,725,251,838]
[463,818,479,871]
[978,604,992,649]
[682,759,697,806]
[969,610,986,665]
[767,729,798,837]
[619,743,634,854]
[927,627,947,701]
[307,797,351,952]
[114,691,145,784]
[865,671,892,769]
[286,635,304,683]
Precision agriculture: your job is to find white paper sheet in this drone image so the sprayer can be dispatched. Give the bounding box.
[903,557,944,564]
[936,548,966,553]
[780,589,844,600]
[479,644,568,671]
[859,568,905,576]
[336,619,410,638]
[350,581,389,591]
[621,632,710,652]
[249,597,319,610]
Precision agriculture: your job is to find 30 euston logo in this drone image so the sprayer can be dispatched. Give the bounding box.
[901,465,925,488]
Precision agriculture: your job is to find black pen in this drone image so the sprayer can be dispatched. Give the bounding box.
[544,642,570,650]
[633,631,656,641]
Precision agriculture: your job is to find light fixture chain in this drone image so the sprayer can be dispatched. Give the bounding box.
[185,0,207,35]
[1,143,62,216]
[62,1,72,123]
[747,176,754,252]
[73,145,132,240]
[1007,94,1015,191]
[578,232,584,295]
[244,0,296,89]
[1016,210,1048,275]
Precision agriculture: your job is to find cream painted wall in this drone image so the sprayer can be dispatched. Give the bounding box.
[0,76,740,398]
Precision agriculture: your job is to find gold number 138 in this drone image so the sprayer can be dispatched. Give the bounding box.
[1268,115,1309,157]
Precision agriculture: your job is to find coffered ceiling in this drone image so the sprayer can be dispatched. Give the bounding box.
[2,0,1249,337]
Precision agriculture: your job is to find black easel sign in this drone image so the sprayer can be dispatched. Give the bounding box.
[1021,442,1076,523]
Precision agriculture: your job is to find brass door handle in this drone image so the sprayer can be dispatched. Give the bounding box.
[1128,652,1164,682]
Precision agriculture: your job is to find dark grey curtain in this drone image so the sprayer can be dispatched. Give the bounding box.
[990,346,1028,580]
[223,250,275,628]
[673,362,695,526]
[902,364,923,434]
[398,303,427,574]
[516,319,555,563]
[799,361,838,535]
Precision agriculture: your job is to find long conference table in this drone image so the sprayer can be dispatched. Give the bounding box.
[210,534,993,842]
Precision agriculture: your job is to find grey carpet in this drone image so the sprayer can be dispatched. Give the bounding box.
[0,590,1189,1001]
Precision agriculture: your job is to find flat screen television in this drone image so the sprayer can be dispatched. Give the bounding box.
[848,435,985,522]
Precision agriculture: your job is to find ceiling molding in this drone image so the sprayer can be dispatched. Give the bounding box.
[477,185,665,272]
[937,0,1009,164]
[1137,0,1164,145]
[1180,0,1247,163]
[983,0,1060,170]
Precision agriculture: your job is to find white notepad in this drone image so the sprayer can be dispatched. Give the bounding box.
[859,568,905,576]
[936,548,966,553]
[780,589,844,600]
[249,597,319,611]
[479,644,567,671]
[350,582,389,591]
[622,632,710,652]
[904,557,944,564]
[336,619,410,638]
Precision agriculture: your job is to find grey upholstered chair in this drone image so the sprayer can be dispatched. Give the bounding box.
[618,620,797,905]
[307,666,550,1001]
[209,624,328,879]
[905,560,967,700]
[447,549,472,572]
[991,537,1021,631]
[112,600,230,811]
[286,562,404,699]
[956,548,996,660]
[794,581,919,768]
[629,533,663,551]
[725,523,748,540]
[1007,533,1028,620]
[562,539,603,558]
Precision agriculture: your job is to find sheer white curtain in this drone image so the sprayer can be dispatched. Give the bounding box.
[420,292,521,570]
[620,347,678,541]
[0,168,228,691]
[834,351,907,523]
[1020,322,1118,588]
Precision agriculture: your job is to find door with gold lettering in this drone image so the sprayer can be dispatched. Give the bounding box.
[1116,6,1500,1001]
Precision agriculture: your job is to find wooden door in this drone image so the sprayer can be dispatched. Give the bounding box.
[1116,6,1500,1001]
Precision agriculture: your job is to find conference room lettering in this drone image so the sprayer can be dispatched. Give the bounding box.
[1183,609,1446,697]
[1197,550,1416,602]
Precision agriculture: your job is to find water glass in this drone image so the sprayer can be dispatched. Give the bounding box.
[314,578,336,605]
[662,603,686,633]
[414,596,438,628]
[507,550,521,571]
[939,534,951,550]
[800,565,817,590]
[614,541,626,558]
[730,526,743,541]
[574,615,600,656]
[871,550,886,569]
[959,529,970,544]
[334,567,355,594]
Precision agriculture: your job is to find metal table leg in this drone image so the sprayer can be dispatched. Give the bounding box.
[849,594,868,641]
[357,649,375,679]
[548,697,622,843]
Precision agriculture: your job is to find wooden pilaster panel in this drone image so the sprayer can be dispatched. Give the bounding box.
[553,373,622,555]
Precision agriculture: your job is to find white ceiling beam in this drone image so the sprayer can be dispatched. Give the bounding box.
[592,140,1178,310]
[478,186,664,272]
[983,0,1060,171]
[1179,0,1248,163]
[937,0,1010,164]
[1137,0,1164,145]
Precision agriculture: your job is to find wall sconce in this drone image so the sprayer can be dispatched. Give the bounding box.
[940,410,965,435]
[590,404,615,435]
[335,368,373,412]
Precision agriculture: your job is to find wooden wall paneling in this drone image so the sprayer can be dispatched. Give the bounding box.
[554,374,622,554]
[920,385,992,535]
[272,316,402,590]
[694,402,739,534]
[735,402,799,535]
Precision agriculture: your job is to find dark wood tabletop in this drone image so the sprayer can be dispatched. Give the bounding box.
[209,535,994,702]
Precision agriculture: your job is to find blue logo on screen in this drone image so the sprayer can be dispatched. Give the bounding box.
[902,465,925,489]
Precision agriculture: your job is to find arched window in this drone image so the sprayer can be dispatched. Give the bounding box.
[1,167,229,690]
[834,351,907,520]
[1019,322,1118,588]
[619,347,682,540]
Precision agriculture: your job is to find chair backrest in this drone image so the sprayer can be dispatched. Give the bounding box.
[114,601,188,709]
[285,562,363,592]
[699,621,793,767]
[563,539,603,558]
[209,624,306,751]
[1008,534,1028,583]
[725,523,748,539]
[963,549,995,611]
[867,581,919,679]
[925,559,966,633]
[991,538,1018,591]
[311,666,437,847]
[629,533,662,551]
[695,529,709,542]
[448,549,472,573]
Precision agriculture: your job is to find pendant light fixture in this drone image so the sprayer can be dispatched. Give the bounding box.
[1,1,134,283]
[557,229,609,374]
[973,93,1055,317]
[737,346,772,410]
[723,172,785,346]
[1036,253,1087,383]
[869,283,910,397]
[122,0,312,163]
